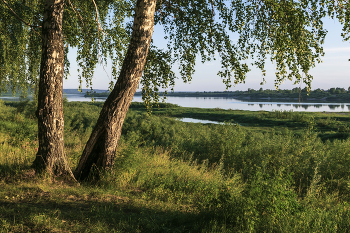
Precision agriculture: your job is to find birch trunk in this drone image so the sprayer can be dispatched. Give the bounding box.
[75,0,157,181]
[32,0,74,178]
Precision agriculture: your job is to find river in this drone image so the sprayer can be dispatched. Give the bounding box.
[2,94,350,112]
[67,94,350,112]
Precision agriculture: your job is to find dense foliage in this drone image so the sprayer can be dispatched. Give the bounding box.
[1,100,350,231]
[1,0,349,97]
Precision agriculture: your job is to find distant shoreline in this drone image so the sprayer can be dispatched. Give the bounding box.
[3,88,350,103]
[83,89,350,103]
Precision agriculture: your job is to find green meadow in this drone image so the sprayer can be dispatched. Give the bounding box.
[1,100,350,232]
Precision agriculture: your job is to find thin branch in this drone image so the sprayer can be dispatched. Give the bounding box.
[336,0,344,8]
[90,0,112,86]
[1,0,42,36]
[91,0,103,65]
[67,0,85,28]
[92,0,102,32]
[66,0,89,44]
[160,0,163,23]
[210,0,214,45]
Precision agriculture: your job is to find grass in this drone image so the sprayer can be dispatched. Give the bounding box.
[1,100,350,232]
[148,104,350,141]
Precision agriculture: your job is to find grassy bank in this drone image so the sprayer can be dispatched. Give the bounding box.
[1,100,350,232]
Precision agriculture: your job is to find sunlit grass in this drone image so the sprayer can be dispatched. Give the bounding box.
[0,133,37,176]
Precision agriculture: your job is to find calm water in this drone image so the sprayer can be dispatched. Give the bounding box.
[2,94,350,112]
[135,96,350,112]
[179,117,224,124]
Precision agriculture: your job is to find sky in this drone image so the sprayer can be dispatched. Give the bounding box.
[64,17,349,92]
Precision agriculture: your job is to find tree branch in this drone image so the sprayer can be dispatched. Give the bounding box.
[336,0,344,9]
[1,0,42,37]
[91,0,102,32]
[67,0,85,28]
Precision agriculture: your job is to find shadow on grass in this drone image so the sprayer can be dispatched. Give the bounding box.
[318,132,350,142]
[0,196,217,232]
[0,168,233,232]
[0,164,32,179]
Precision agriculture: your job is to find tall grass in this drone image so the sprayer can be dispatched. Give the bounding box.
[0,101,37,175]
[1,100,350,232]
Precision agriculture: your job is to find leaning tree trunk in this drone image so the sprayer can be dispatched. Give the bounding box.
[74,0,157,181]
[32,0,74,179]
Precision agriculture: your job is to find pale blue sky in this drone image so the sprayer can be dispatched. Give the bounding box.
[64,17,349,92]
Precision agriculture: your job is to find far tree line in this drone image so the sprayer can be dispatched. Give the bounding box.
[85,87,350,97]
[245,87,350,95]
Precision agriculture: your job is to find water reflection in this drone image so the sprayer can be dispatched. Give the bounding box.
[155,96,350,112]
[139,96,350,112]
[329,105,340,110]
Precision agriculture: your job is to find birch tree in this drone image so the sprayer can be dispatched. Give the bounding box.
[1,0,132,178]
[75,0,350,180]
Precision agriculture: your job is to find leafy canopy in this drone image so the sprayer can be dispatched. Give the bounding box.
[0,0,348,98]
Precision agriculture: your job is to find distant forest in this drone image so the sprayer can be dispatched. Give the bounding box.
[4,87,350,103]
